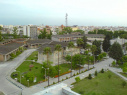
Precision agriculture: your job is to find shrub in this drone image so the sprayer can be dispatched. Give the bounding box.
[112,61,116,66]
[53,82,56,84]
[122,81,126,88]
[81,71,83,73]
[35,67,38,69]
[77,72,79,75]
[88,74,92,79]
[95,71,97,76]
[66,76,68,79]
[75,77,80,82]
[108,74,112,79]
[62,79,64,81]
[101,68,104,73]
[84,69,87,72]
[73,73,76,76]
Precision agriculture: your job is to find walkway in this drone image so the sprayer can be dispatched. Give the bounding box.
[0,49,36,95]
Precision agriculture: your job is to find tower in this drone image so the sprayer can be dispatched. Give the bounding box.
[65,13,68,27]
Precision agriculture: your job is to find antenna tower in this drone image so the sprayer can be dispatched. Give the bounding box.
[65,13,68,27]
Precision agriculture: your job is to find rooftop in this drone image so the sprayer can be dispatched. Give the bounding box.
[0,43,24,55]
[27,39,52,44]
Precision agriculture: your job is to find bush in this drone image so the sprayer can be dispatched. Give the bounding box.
[122,81,126,88]
[66,76,68,79]
[108,74,112,79]
[95,71,97,76]
[35,67,38,69]
[62,79,64,81]
[101,68,104,73]
[81,71,83,73]
[88,74,92,79]
[75,77,80,82]
[73,73,76,76]
[102,52,107,57]
[112,61,116,66]
[77,72,79,75]
[53,82,56,84]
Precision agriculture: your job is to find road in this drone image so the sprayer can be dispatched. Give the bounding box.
[0,49,36,95]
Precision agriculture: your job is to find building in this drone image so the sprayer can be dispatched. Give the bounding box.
[33,83,80,95]
[52,34,105,42]
[37,41,80,65]
[0,39,26,61]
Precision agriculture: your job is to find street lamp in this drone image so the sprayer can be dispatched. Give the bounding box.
[68,62,72,77]
[14,70,21,83]
[42,67,48,81]
[27,80,29,87]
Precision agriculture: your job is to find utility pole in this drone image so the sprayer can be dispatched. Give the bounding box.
[65,13,68,27]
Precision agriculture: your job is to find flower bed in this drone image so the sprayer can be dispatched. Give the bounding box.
[54,71,71,78]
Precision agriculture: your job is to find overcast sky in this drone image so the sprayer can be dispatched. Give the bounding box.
[0,0,127,26]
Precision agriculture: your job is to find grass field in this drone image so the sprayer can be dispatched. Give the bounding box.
[11,61,44,86]
[26,51,38,60]
[72,71,127,95]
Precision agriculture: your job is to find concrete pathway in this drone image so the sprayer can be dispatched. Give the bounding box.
[0,49,36,95]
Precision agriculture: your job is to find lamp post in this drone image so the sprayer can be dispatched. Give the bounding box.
[27,80,29,87]
[14,70,21,83]
[42,67,47,81]
[68,62,72,77]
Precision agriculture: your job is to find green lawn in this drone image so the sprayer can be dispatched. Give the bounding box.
[26,51,38,60]
[58,63,70,74]
[11,61,44,86]
[119,72,127,78]
[72,71,127,95]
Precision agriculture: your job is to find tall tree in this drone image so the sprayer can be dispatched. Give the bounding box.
[72,54,85,73]
[0,26,2,42]
[86,44,91,51]
[43,47,52,86]
[13,27,18,39]
[92,40,101,56]
[76,38,84,48]
[109,42,123,63]
[91,45,97,65]
[68,41,74,77]
[102,34,111,52]
[38,28,47,39]
[55,44,62,83]
[82,36,87,49]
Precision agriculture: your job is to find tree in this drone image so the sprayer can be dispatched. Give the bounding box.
[62,27,73,34]
[38,29,47,39]
[91,45,97,65]
[43,47,52,86]
[123,62,127,73]
[55,44,62,83]
[65,55,71,62]
[72,54,85,73]
[102,34,111,52]
[68,41,74,77]
[13,27,18,39]
[92,40,101,56]
[86,44,91,51]
[0,26,3,42]
[109,42,123,63]
[82,36,87,49]
[76,38,84,48]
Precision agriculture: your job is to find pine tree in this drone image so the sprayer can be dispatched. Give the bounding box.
[109,42,123,63]
[102,34,111,52]
[92,40,101,56]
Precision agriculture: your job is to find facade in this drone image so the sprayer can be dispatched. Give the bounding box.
[0,39,26,61]
[52,34,105,42]
[37,41,80,65]
[33,83,80,95]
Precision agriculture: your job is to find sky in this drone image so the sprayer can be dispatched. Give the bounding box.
[0,0,127,26]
